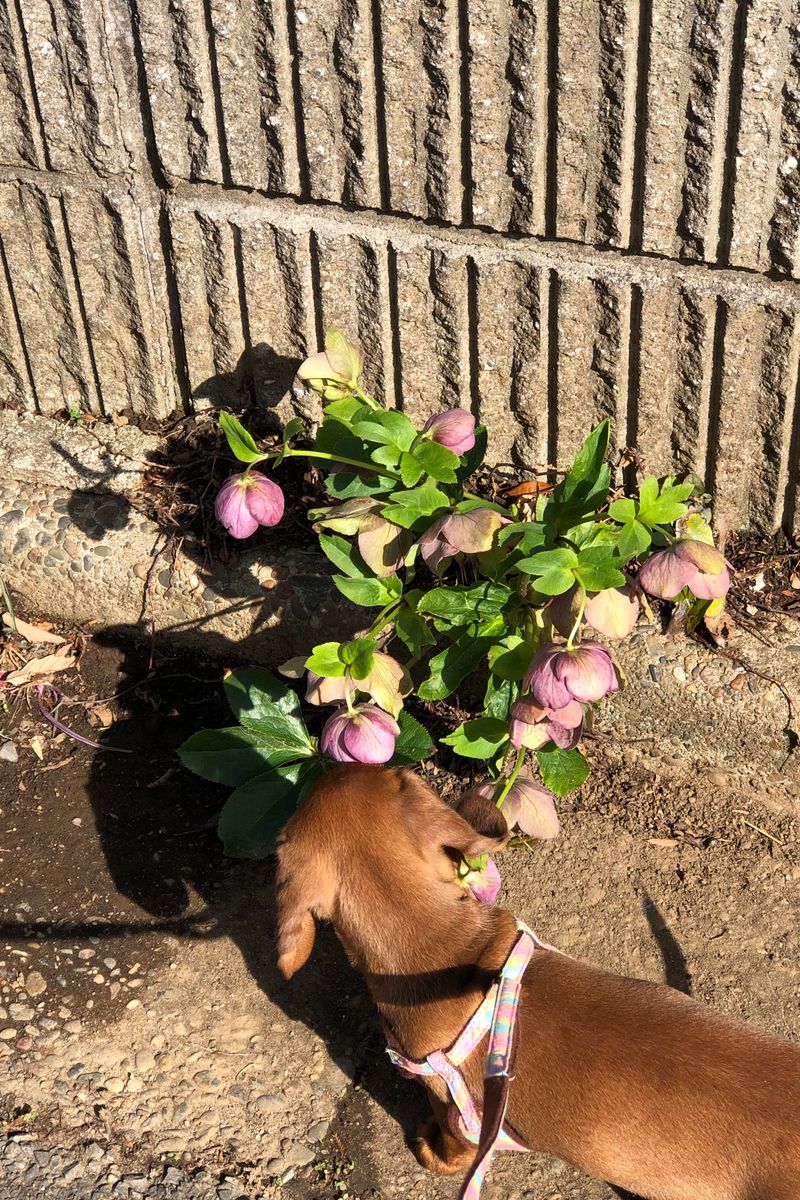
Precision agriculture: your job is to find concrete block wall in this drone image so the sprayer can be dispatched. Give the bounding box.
[1,0,800,532]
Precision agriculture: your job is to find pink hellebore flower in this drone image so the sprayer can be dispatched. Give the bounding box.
[320,704,400,764]
[510,696,583,752]
[525,641,619,709]
[422,408,476,457]
[464,779,559,841]
[549,585,639,641]
[419,508,506,575]
[463,857,501,905]
[215,471,284,539]
[305,671,348,706]
[306,652,410,718]
[638,539,730,602]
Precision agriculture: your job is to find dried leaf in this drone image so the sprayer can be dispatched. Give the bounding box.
[39,757,74,773]
[90,704,114,729]
[2,614,66,645]
[29,736,44,761]
[648,837,679,848]
[6,653,77,685]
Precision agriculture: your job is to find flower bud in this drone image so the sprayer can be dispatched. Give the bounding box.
[320,704,400,764]
[638,539,730,602]
[419,508,506,574]
[296,329,362,400]
[510,696,583,751]
[501,775,560,839]
[462,857,501,904]
[214,471,284,539]
[422,408,476,457]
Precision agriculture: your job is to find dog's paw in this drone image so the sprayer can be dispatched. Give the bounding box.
[411,1119,474,1176]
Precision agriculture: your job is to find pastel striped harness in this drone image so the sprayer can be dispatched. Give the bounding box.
[385,920,542,1200]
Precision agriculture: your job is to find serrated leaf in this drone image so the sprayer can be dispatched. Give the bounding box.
[334,575,399,607]
[323,397,370,422]
[608,497,636,523]
[219,760,329,858]
[178,727,279,786]
[381,482,450,529]
[575,545,627,591]
[305,642,346,678]
[371,443,402,470]
[223,669,313,759]
[531,568,576,596]
[400,452,424,487]
[390,711,435,765]
[441,718,509,759]
[488,636,532,681]
[617,519,652,561]
[417,582,511,623]
[637,475,659,512]
[219,411,263,464]
[340,637,376,680]
[516,547,579,576]
[352,410,417,450]
[394,608,435,655]
[638,478,694,526]
[412,439,459,483]
[535,746,590,796]
[325,471,387,500]
[483,674,517,720]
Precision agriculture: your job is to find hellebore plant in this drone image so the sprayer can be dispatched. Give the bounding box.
[179,327,731,863]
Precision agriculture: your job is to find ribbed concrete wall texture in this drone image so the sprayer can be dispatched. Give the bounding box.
[1,0,800,532]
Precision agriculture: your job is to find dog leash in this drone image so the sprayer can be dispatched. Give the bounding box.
[385,920,541,1199]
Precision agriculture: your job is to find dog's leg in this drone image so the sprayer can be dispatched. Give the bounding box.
[412,1093,476,1176]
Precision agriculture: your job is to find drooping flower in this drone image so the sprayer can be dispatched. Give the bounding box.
[320,704,400,764]
[525,641,619,709]
[638,539,730,602]
[215,471,284,539]
[549,585,640,641]
[464,778,559,840]
[501,775,560,839]
[509,696,583,751]
[296,328,362,401]
[305,671,348,706]
[357,515,413,578]
[422,408,476,457]
[419,508,506,574]
[462,857,501,904]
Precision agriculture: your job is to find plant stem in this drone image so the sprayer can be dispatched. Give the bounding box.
[283,448,403,483]
[495,747,526,808]
[366,599,402,638]
[566,581,587,649]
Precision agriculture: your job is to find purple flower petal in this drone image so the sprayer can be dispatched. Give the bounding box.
[637,547,695,600]
[423,408,476,457]
[466,857,501,904]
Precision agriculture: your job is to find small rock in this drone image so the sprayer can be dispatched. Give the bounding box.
[63,1020,82,1034]
[77,949,96,960]
[103,958,117,970]
[15,1036,32,1051]
[307,1119,329,1142]
[9,1004,34,1022]
[283,1143,316,1167]
[105,1077,125,1094]
[123,1175,149,1193]
[155,1135,187,1154]
[730,672,746,691]
[672,665,687,683]
[62,1162,82,1182]
[126,999,141,1010]
[66,1061,86,1079]
[251,1094,285,1115]
[135,1050,155,1073]
[25,972,46,997]
[0,1029,17,1041]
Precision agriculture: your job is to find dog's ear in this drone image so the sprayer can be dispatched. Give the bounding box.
[397,771,509,859]
[456,789,510,846]
[275,840,325,979]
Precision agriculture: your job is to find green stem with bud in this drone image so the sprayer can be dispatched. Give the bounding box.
[566,581,587,650]
[495,746,526,809]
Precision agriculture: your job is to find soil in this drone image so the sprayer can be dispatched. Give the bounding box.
[1,619,799,1200]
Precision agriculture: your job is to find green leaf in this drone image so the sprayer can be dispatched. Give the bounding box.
[381,482,450,529]
[315,417,369,458]
[550,421,612,528]
[609,497,636,523]
[340,637,376,680]
[617,519,652,561]
[497,521,547,547]
[531,568,576,596]
[535,746,590,796]
[417,582,511,623]
[218,411,263,464]
[223,668,313,759]
[323,396,369,422]
[371,443,402,470]
[412,439,460,483]
[418,627,495,700]
[457,424,488,480]
[637,475,659,513]
[352,410,417,451]
[178,727,274,786]
[516,547,579,576]
[574,546,627,591]
[325,471,387,500]
[637,477,694,526]
[394,608,435,655]
[488,636,532,681]
[441,718,509,759]
[400,452,424,487]
[333,575,399,607]
[562,420,610,501]
[483,674,517,720]
[219,760,329,858]
[390,711,435,765]
[305,642,346,678]
[318,534,371,579]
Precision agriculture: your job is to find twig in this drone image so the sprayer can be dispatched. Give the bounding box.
[36,684,133,754]
[740,818,785,847]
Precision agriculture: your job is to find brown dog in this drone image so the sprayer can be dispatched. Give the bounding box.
[276,764,800,1200]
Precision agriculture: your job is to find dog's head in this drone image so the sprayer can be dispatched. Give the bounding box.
[274,765,509,979]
